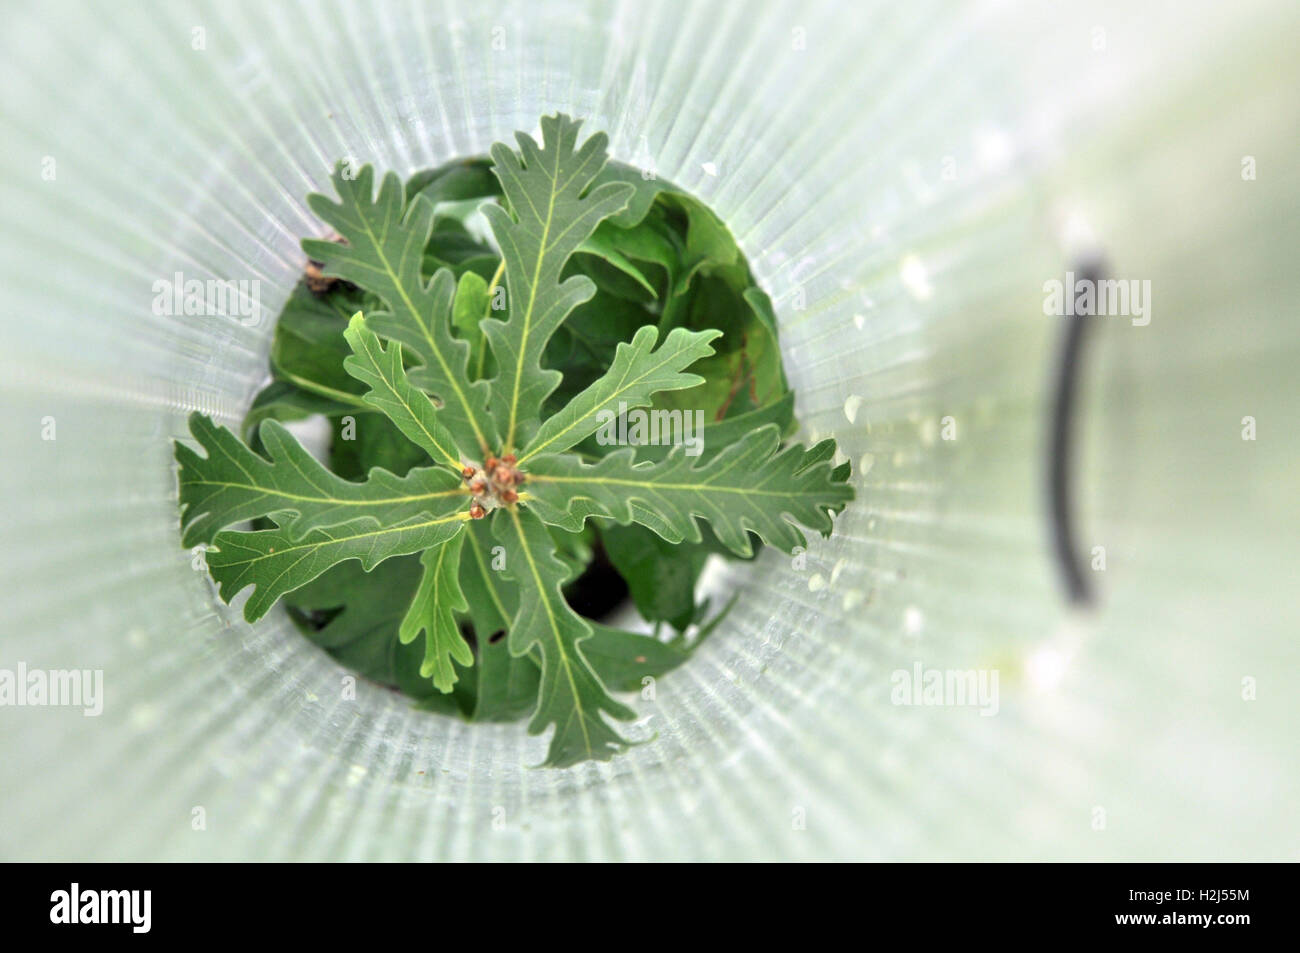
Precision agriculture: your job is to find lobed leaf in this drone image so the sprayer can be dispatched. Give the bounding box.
[302,164,496,456]
[601,523,706,630]
[398,533,472,692]
[480,114,635,451]
[176,412,466,548]
[458,521,544,721]
[579,623,701,693]
[493,506,634,767]
[587,161,678,229]
[520,425,853,556]
[342,314,464,468]
[472,637,542,723]
[207,512,469,622]
[519,325,720,462]
[631,390,796,463]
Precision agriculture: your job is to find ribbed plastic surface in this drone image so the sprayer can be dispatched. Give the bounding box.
[1,0,1296,860]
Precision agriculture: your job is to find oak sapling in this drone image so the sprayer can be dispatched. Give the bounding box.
[175,114,853,767]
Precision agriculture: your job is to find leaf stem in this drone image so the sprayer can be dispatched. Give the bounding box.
[275,371,369,408]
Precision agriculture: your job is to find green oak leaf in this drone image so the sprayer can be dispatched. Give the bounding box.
[480,114,635,451]
[267,282,373,409]
[521,426,853,556]
[207,511,469,622]
[575,228,660,298]
[398,533,472,692]
[341,314,463,469]
[450,270,494,382]
[654,276,787,421]
[588,161,678,229]
[494,506,634,767]
[176,412,466,548]
[520,325,720,462]
[283,554,473,713]
[458,517,515,637]
[399,639,475,716]
[472,635,542,723]
[601,523,706,630]
[302,165,496,457]
[407,158,501,208]
[662,192,740,297]
[458,520,545,722]
[541,291,653,416]
[579,623,698,693]
[577,592,738,692]
[631,391,796,463]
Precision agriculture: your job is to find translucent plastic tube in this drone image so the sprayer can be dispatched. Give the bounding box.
[1,0,1297,860]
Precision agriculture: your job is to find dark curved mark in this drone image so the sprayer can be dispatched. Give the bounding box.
[1047,259,1103,607]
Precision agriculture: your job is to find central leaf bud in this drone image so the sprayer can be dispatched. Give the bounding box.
[463,452,524,517]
